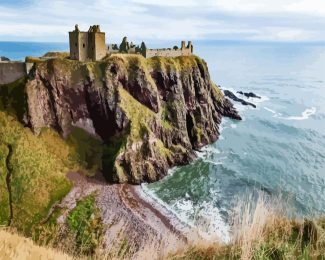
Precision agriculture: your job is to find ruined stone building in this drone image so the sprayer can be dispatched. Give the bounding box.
[108,37,194,58]
[143,41,193,58]
[69,25,194,61]
[69,25,107,61]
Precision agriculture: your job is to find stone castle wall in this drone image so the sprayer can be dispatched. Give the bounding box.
[69,27,107,62]
[145,48,192,58]
[94,33,107,60]
[69,32,79,60]
[145,41,193,58]
[0,62,27,85]
[78,32,89,62]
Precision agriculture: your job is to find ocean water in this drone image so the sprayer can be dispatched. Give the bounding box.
[1,41,325,242]
[143,42,325,242]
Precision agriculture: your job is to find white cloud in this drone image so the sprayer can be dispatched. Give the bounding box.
[0,0,324,42]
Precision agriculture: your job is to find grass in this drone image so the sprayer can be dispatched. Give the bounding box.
[0,77,28,121]
[66,127,103,176]
[0,229,71,260]
[0,112,72,234]
[67,194,103,255]
[171,193,325,260]
[2,192,325,259]
[0,112,104,235]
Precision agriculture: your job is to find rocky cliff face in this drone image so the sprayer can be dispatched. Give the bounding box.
[24,55,240,184]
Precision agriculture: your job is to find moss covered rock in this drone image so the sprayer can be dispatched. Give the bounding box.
[3,54,240,184]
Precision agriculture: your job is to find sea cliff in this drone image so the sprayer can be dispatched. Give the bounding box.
[0,54,241,254]
[23,55,240,183]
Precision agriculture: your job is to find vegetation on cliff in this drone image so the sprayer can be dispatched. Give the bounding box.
[1,194,325,259]
[0,112,71,233]
[0,54,241,256]
[0,112,103,234]
[24,54,240,183]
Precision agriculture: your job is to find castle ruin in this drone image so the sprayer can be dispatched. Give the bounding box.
[143,41,193,58]
[69,25,194,61]
[69,25,107,62]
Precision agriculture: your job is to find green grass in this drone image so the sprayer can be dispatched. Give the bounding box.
[0,112,72,234]
[0,77,28,121]
[66,128,103,176]
[67,194,103,255]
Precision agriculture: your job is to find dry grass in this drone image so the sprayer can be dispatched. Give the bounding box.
[230,193,281,259]
[2,191,325,260]
[0,229,71,260]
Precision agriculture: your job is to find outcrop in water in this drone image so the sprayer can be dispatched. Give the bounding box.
[224,90,256,108]
[237,91,261,99]
[16,55,240,184]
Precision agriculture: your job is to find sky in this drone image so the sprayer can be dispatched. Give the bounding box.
[0,0,325,43]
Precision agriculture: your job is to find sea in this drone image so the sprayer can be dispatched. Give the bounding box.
[1,41,325,242]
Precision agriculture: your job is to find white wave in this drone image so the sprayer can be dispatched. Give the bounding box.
[172,198,231,243]
[264,107,276,114]
[230,124,237,129]
[141,184,231,243]
[278,107,317,121]
[203,159,223,166]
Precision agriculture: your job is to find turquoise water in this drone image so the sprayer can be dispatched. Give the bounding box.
[1,41,325,241]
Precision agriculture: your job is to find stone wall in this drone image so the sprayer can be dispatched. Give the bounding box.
[145,41,193,58]
[145,47,192,58]
[0,62,27,85]
[69,31,79,60]
[94,33,107,60]
[78,32,89,62]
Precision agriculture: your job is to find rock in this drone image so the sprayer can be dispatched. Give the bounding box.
[21,56,241,184]
[0,56,10,62]
[237,91,261,99]
[224,90,256,108]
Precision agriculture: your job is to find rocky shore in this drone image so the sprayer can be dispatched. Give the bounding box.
[60,172,189,256]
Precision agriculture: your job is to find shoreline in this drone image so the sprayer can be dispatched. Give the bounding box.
[63,172,190,254]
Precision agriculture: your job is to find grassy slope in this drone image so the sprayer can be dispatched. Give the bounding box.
[0,112,72,233]
[0,229,71,260]
[0,66,104,233]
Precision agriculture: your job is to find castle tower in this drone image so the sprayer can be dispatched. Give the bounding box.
[181,41,186,50]
[69,25,107,61]
[187,41,193,53]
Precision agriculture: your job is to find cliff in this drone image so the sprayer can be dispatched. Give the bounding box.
[7,55,240,184]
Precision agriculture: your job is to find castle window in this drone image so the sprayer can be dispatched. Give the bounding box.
[75,43,77,47]
[83,43,85,48]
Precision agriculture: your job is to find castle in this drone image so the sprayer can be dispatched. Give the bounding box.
[69,25,193,61]
[69,25,107,62]
[0,25,194,85]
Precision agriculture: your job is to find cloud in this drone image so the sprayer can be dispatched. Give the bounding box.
[0,0,324,42]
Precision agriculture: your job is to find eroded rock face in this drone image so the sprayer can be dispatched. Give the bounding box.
[25,55,240,184]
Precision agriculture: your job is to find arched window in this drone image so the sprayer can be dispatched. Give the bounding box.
[83,43,85,48]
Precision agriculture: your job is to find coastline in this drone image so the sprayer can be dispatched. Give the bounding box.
[63,172,191,255]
